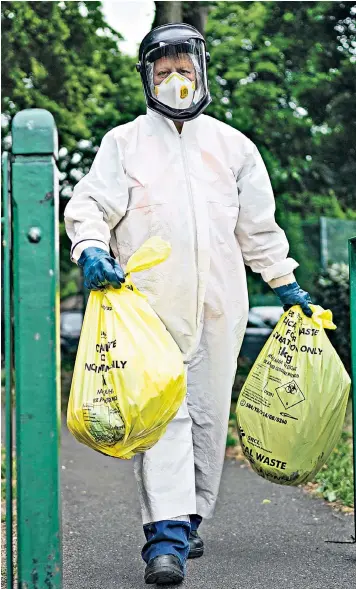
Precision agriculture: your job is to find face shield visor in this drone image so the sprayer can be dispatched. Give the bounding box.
[138,37,211,122]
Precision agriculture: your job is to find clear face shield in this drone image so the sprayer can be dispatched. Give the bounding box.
[142,38,209,120]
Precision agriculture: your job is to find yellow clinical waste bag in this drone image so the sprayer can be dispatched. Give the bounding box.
[236,305,350,485]
[67,237,186,459]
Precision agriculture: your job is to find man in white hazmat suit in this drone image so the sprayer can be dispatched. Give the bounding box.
[64,23,313,586]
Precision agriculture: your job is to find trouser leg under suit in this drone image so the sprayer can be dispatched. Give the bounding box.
[133,310,240,526]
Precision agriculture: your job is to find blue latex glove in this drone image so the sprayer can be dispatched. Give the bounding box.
[78,247,125,291]
[273,281,313,318]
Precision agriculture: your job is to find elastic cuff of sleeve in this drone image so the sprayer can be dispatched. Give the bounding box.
[261,258,299,283]
[70,239,109,263]
[268,273,296,289]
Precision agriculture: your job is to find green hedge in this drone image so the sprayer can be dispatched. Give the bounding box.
[315,263,350,376]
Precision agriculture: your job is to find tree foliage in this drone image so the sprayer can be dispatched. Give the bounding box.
[1,0,145,297]
[206,2,355,210]
[205,1,355,291]
[1,0,145,197]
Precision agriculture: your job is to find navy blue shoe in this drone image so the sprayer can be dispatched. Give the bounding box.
[144,554,184,585]
[188,530,204,559]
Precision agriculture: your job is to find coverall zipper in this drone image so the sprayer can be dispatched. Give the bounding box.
[179,134,199,328]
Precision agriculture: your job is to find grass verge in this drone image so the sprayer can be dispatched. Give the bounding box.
[307,406,354,510]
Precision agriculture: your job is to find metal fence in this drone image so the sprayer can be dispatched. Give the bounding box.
[322,218,356,270]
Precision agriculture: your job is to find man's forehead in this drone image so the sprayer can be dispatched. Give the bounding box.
[154,54,194,69]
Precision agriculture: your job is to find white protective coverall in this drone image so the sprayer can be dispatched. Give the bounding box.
[64,109,298,524]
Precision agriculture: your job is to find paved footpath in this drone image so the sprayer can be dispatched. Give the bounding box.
[62,423,356,589]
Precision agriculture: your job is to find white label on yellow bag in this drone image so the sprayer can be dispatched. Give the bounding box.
[81,328,127,445]
[83,403,125,444]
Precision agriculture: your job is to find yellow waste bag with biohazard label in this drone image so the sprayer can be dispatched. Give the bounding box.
[67,237,186,459]
[236,305,350,485]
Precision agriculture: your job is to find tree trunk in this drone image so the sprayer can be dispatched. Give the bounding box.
[152,1,182,28]
[182,2,210,36]
[153,1,211,36]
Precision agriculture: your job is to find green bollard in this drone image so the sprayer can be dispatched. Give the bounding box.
[12,109,62,587]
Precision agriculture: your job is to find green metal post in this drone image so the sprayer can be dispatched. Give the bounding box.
[11,109,62,588]
[349,237,356,539]
[3,152,14,589]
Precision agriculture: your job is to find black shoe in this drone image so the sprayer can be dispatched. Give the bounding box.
[144,554,185,585]
[188,530,204,559]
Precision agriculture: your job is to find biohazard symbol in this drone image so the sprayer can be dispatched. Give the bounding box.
[286,382,297,394]
[180,86,189,99]
[276,380,305,411]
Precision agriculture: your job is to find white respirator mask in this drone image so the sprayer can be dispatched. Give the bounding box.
[154,72,195,110]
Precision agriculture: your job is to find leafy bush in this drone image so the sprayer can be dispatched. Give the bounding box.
[315,263,350,375]
[226,431,238,448]
[314,430,353,507]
